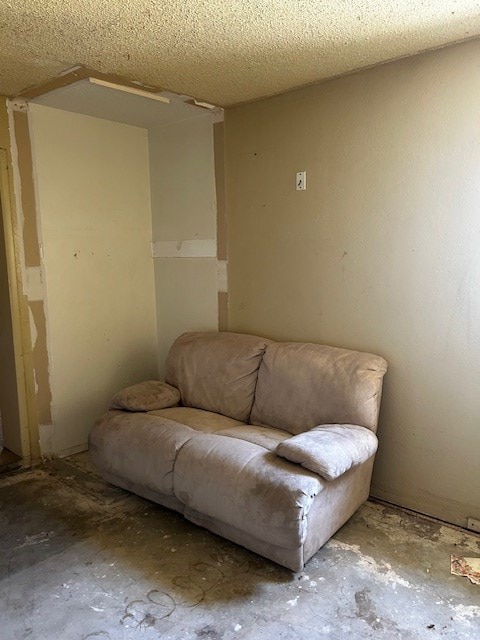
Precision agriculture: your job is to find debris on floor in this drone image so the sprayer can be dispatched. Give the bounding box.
[2,454,480,640]
[451,555,480,585]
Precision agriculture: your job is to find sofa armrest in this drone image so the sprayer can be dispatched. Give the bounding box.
[275,424,378,481]
[110,380,181,412]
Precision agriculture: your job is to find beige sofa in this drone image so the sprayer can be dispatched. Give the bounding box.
[89,331,387,571]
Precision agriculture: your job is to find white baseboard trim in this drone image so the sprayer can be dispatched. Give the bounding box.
[58,442,89,458]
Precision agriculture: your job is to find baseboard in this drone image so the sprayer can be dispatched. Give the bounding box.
[58,443,89,458]
[370,486,480,530]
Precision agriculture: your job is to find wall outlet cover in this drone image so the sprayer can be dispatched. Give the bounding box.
[466,517,480,533]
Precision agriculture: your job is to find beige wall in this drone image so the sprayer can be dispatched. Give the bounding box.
[29,104,158,456]
[149,115,218,375]
[225,39,480,527]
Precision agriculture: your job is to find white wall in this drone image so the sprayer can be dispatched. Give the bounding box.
[226,39,480,527]
[29,104,158,456]
[149,115,218,375]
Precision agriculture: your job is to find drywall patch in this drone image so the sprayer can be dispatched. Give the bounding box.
[88,77,170,103]
[212,109,225,124]
[28,300,52,425]
[218,291,228,332]
[10,98,28,113]
[214,120,228,330]
[152,239,216,258]
[38,423,55,458]
[18,66,164,101]
[24,266,43,300]
[27,305,38,374]
[214,121,227,261]
[217,260,228,293]
[12,109,41,267]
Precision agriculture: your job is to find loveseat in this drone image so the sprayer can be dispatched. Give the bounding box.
[89,331,387,571]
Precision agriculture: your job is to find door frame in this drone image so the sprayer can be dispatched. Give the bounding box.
[0,148,36,463]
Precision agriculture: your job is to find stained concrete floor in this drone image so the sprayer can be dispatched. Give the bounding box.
[0,454,478,640]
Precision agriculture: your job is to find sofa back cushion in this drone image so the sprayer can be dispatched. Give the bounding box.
[166,331,271,422]
[250,342,387,434]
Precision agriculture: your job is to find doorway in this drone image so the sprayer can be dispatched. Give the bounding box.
[0,148,26,470]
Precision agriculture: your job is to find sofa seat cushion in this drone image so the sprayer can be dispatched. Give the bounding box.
[147,407,246,432]
[165,331,271,422]
[250,342,388,434]
[111,380,180,412]
[276,424,378,481]
[174,434,323,549]
[216,425,291,451]
[89,411,196,497]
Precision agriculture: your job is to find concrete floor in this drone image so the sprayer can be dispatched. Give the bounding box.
[0,454,478,640]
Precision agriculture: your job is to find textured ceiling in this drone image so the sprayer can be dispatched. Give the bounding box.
[1,1,480,107]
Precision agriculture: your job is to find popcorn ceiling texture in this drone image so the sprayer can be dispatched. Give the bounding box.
[1,1,480,106]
